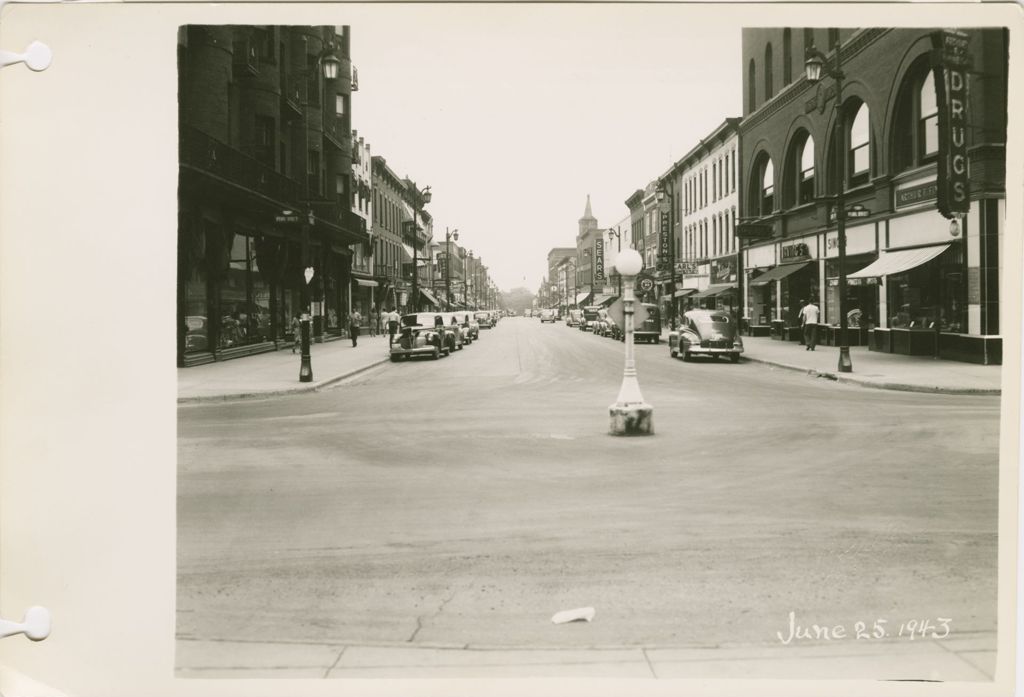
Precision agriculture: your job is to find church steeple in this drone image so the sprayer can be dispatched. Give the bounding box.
[583,194,595,221]
[578,194,598,237]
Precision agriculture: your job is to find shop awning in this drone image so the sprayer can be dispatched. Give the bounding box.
[592,294,617,307]
[575,291,592,305]
[749,262,812,287]
[674,288,697,298]
[419,288,440,306]
[354,279,378,287]
[691,284,736,299]
[848,245,949,279]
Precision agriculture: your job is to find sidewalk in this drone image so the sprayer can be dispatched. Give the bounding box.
[178,335,392,403]
[734,334,1002,395]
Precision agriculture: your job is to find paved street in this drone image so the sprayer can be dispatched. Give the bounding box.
[177,317,999,678]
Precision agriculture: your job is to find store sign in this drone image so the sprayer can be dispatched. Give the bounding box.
[676,261,699,275]
[735,222,774,240]
[658,212,671,270]
[931,29,971,219]
[275,209,301,224]
[438,254,448,277]
[781,242,811,262]
[594,239,605,282]
[895,181,938,208]
[711,258,736,283]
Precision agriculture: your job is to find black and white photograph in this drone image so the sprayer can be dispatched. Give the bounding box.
[173,8,1009,682]
[0,3,1019,695]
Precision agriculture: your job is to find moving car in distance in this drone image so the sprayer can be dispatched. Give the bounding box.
[539,309,557,323]
[669,309,744,363]
[524,309,533,318]
[565,309,582,327]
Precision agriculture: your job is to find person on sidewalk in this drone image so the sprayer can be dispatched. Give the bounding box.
[290,313,302,353]
[795,299,806,345]
[386,308,400,347]
[348,310,362,347]
[799,298,820,351]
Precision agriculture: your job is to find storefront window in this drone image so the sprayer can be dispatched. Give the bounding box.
[183,268,208,354]
[218,234,273,349]
[886,245,966,333]
[825,256,876,326]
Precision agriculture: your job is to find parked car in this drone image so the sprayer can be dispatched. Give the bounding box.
[438,312,473,347]
[566,309,583,327]
[475,311,494,329]
[450,311,480,340]
[578,307,601,332]
[391,313,459,360]
[669,309,744,363]
[633,303,662,343]
[539,309,557,323]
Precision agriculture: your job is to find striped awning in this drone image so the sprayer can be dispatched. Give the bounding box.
[848,245,949,279]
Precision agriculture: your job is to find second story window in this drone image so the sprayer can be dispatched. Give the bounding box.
[849,103,870,186]
[761,158,775,214]
[919,70,939,158]
[798,134,815,204]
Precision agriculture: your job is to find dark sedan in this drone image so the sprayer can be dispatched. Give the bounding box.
[669,309,744,363]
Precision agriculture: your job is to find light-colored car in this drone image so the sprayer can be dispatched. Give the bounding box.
[475,311,494,329]
[449,311,480,341]
[539,309,556,323]
[669,309,744,363]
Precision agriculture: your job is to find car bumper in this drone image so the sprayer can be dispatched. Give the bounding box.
[687,346,743,355]
[390,346,438,357]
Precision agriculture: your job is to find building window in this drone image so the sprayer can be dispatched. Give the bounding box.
[893,61,942,173]
[919,70,939,157]
[761,158,774,214]
[712,216,717,256]
[336,94,345,117]
[307,149,321,195]
[306,53,321,106]
[254,27,275,63]
[748,58,756,113]
[783,29,792,85]
[849,102,870,185]
[712,163,717,201]
[764,43,773,100]
[790,132,815,205]
[254,114,275,168]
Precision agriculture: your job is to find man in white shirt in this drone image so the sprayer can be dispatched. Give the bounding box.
[799,299,820,351]
[386,308,401,347]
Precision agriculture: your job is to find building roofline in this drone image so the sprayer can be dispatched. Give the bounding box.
[661,117,743,181]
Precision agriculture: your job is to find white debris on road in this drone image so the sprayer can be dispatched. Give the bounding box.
[551,607,595,624]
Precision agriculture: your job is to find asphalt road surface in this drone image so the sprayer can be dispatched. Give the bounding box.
[178,317,999,655]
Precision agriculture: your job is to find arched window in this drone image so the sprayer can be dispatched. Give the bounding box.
[764,43,774,99]
[919,70,939,157]
[762,158,775,214]
[849,103,870,185]
[748,59,756,113]
[798,134,815,204]
[783,29,792,85]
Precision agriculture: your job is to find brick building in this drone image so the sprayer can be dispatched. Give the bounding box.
[739,28,1006,363]
[177,25,367,366]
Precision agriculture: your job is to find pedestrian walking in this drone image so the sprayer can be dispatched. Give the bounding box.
[386,308,400,347]
[796,299,806,345]
[799,298,820,351]
[290,313,301,353]
[348,310,362,347]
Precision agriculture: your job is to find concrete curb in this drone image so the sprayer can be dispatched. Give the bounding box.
[742,355,1001,396]
[177,356,391,405]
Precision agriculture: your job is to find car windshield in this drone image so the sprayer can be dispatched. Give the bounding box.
[475,312,489,320]
[402,313,443,327]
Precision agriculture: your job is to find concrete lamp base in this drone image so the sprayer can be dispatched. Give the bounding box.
[609,402,654,436]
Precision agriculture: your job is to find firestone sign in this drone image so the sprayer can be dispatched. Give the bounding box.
[594,239,605,282]
[931,29,971,219]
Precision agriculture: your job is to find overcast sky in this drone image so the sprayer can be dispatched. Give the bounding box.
[346,4,741,293]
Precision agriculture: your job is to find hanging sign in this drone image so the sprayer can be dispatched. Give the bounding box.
[658,211,670,270]
[931,29,971,219]
[594,239,605,282]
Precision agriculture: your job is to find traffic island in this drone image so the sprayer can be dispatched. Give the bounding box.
[609,402,654,436]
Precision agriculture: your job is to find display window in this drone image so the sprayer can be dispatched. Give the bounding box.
[886,245,966,333]
[183,269,208,354]
[217,233,273,349]
[825,255,876,326]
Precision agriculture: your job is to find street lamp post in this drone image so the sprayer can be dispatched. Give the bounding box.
[806,38,853,373]
[608,226,623,301]
[445,227,458,309]
[296,44,341,382]
[609,247,653,436]
[409,184,432,314]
